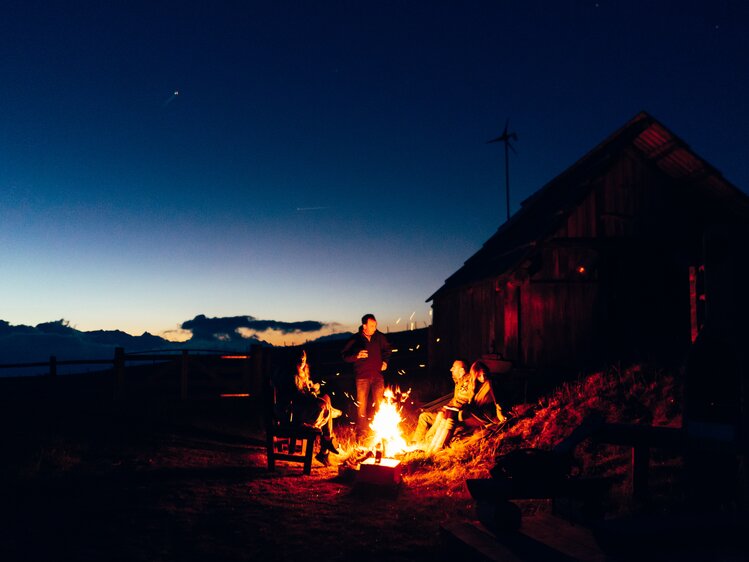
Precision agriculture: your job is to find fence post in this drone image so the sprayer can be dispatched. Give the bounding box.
[243,347,252,395]
[181,350,189,400]
[114,347,125,400]
[49,355,57,378]
[250,344,265,397]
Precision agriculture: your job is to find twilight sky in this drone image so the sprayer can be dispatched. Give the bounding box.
[2,1,748,345]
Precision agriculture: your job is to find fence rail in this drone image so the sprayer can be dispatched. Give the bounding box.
[0,359,115,369]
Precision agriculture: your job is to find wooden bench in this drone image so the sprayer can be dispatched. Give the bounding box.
[264,382,321,475]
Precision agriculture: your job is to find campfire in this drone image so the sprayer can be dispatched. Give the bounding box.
[352,387,412,486]
[367,387,411,457]
[369,387,411,457]
[338,386,415,477]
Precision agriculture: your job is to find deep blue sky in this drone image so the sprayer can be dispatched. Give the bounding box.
[2,1,748,344]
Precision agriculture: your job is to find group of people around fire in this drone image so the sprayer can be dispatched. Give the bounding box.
[411,358,506,452]
[278,313,506,465]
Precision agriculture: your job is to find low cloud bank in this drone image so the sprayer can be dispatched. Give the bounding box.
[179,314,348,347]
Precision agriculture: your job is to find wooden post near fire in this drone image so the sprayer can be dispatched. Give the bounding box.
[242,346,252,396]
[180,350,189,401]
[250,344,266,398]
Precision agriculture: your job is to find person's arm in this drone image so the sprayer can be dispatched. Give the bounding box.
[460,380,502,424]
[341,336,360,363]
[450,375,473,407]
[488,380,506,423]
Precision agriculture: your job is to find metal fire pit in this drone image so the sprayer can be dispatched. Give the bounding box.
[358,457,402,486]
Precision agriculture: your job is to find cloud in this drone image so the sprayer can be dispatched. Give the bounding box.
[160,328,192,343]
[179,314,345,346]
[181,315,325,339]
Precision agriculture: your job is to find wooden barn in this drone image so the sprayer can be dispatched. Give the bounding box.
[427,111,749,384]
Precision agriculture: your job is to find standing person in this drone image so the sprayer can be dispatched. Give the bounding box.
[341,313,392,440]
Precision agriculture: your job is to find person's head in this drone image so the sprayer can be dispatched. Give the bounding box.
[361,314,377,337]
[297,350,309,377]
[450,360,467,383]
[469,361,489,383]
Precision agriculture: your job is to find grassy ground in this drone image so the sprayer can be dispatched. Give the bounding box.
[2,363,739,561]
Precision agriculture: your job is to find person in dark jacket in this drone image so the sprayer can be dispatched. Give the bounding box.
[341,313,392,439]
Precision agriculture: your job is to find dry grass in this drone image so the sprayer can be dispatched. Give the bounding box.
[400,364,678,463]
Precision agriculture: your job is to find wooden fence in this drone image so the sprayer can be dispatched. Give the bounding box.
[0,345,272,401]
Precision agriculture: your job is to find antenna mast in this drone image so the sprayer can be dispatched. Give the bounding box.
[487,119,518,222]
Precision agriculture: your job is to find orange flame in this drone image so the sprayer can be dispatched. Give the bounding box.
[368,387,411,456]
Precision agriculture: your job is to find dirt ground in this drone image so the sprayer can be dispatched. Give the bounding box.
[3,368,745,562]
[0,397,477,562]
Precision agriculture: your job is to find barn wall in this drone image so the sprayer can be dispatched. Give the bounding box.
[432,140,744,378]
[518,147,695,370]
[503,281,519,362]
[563,184,599,238]
[600,147,687,239]
[522,280,600,368]
[432,278,504,374]
[604,149,693,362]
[520,242,601,369]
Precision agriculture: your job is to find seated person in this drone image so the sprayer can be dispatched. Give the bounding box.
[290,350,342,465]
[456,360,505,429]
[426,360,506,452]
[411,359,472,444]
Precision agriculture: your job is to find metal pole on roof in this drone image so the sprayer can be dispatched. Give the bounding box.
[487,119,518,222]
[505,139,510,222]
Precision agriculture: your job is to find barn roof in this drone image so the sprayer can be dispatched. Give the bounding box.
[427,111,749,302]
